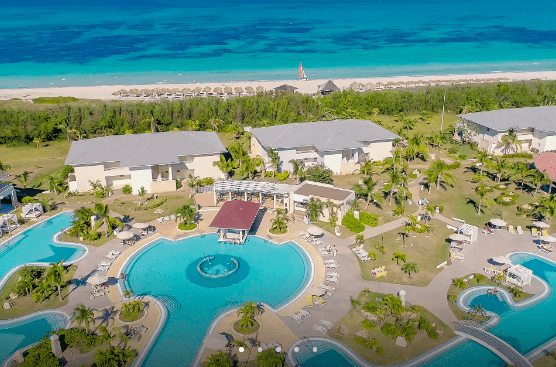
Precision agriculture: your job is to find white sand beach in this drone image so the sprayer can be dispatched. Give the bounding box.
[1,70,556,101]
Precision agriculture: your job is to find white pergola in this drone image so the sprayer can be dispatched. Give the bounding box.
[21,203,44,218]
[506,264,532,287]
[0,176,18,214]
[458,224,478,242]
[213,180,293,209]
[0,213,20,234]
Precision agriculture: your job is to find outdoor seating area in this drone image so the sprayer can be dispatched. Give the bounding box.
[539,244,553,253]
[21,203,43,218]
[0,213,19,234]
[372,266,387,278]
[156,215,175,223]
[352,244,371,262]
[289,309,311,323]
[214,180,291,210]
[114,86,265,100]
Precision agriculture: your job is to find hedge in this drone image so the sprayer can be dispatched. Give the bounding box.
[342,212,365,233]
[359,212,379,227]
[276,171,289,181]
[502,152,533,159]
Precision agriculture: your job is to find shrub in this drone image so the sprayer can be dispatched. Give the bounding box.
[202,177,214,186]
[275,171,289,181]
[176,180,183,189]
[427,328,439,339]
[122,185,133,194]
[495,193,518,206]
[457,154,467,160]
[264,171,274,177]
[342,212,365,233]
[21,337,62,367]
[57,328,100,352]
[304,165,334,184]
[353,335,367,347]
[448,147,458,154]
[361,319,376,330]
[502,152,533,159]
[359,212,379,227]
[178,222,197,230]
[22,196,37,204]
[447,161,461,169]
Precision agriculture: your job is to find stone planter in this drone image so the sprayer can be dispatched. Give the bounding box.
[118,308,148,324]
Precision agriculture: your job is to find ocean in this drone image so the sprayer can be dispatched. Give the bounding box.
[1,0,556,88]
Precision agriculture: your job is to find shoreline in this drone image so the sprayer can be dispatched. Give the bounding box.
[1,70,556,101]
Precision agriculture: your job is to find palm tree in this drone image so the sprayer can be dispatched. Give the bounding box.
[289,159,305,184]
[363,302,386,325]
[510,161,531,192]
[475,183,496,215]
[453,278,466,289]
[360,159,381,178]
[254,155,266,177]
[176,204,196,225]
[353,176,382,209]
[531,170,551,197]
[469,304,486,316]
[402,263,418,277]
[186,174,199,198]
[383,170,409,206]
[424,160,455,193]
[365,338,380,350]
[206,350,233,367]
[257,349,285,367]
[536,195,556,220]
[494,273,505,285]
[94,203,121,237]
[229,142,247,167]
[392,251,407,265]
[350,296,361,309]
[496,128,522,154]
[510,287,523,298]
[489,157,510,183]
[476,149,489,175]
[43,175,61,194]
[47,259,66,301]
[96,325,116,352]
[306,197,324,222]
[267,148,280,174]
[0,161,11,172]
[270,209,288,233]
[235,156,258,179]
[17,171,30,188]
[407,135,429,161]
[213,154,234,179]
[237,301,258,320]
[447,294,458,304]
[94,347,111,367]
[474,274,486,284]
[73,304,96,331]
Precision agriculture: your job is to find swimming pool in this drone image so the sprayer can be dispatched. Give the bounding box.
[121,234,312,367]
[288,338,363,367]
[0,311,71,366]
[0,212,87,290]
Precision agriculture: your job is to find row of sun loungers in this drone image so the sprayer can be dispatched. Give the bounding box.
[352,245,372,261]
[97,261,112,271]
[450,251,464,261]
[156,215,176,223]
[90,291,105,299]
[324,259,338,269]
[539,244,553,253]
[105,250,120,259]
[260,342,281,351]
[306,294,327,307]
[484,267,501,275]
[290,309,311,323]
[507,225,524,235]
[532,228,549,237]
[312,320,333,334]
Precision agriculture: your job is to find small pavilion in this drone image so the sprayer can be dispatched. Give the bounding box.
[210,200,261,244]
[506,264,533,287]
[0,173,18,214]
[0,213,20,235]
[213,180,292,209]
[21,203,44,218]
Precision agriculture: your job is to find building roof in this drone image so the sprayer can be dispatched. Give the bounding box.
[319,80,340,92]
[274,84,298,92]
[0,173,10,181]
[65,131,226,168]
[214,180,292,196]
[250,119,399,152]
[294,181,353,201]
[459,106,556,132]
[534,152,556,181]
[210,200,261,230]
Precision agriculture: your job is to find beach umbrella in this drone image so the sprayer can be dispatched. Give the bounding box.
[203,86,212,93]
[181,88,191,95]
[349,81,359,90]
[234,87,244,94]
[489,218,507,227]
[307,226,324,236]
[170,88,179,94]
[116,231,134,240]
[306,286,325,296]
[87,274,108,286]
[365,82,375,90]
[204,334,229,350]
[533,221,550,229]
[193,87,202,95]
[213,87,223,94]
[224,86,233,94]
[245,86,255,94]
[491,256,510,265]
[449,233,469,242]
[540,235,556,243]
[256,86,264,93]
[132,222,150,229]
[111,91,119,96]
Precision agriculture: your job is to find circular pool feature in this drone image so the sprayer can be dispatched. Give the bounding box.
[197,254,239,278]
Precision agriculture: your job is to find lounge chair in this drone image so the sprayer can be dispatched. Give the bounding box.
[323,259,337,264]
[299,231,309,238]
[532,228,538,237]
[156,217,163,223]
[352,245,364,251]
[359,256,371,262]
[484,225,494,235]
[539,244,553,253]
[320,284,335,292]
[290,314,302,323]
[306,294,313,307]
[313,325,327,334]
[450,247,463,252]
[314,296,326,306]
[319,319,333,329]
[319,248,331,256]
[325,276,339,283]
[450,252,464,261]
[99,261,111,267]
[327,272,339,277]
[373,270,387,278]
[105,253,118,259]
[96,265,109,271]
[508,225,516,234]
[325,263,338,269]
[516,226,523,235]
[134,325,148,334]
[297,309,311,318]
[542,229,549,237]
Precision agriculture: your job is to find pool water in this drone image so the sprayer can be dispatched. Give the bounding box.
[0,312,69,364]
[0,212,86,287]
[122,234,311,367]
[293,340,360,367]
[422,340,505,367]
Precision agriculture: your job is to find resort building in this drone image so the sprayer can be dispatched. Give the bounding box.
[248,119,400,175]
[459,106,556,154]
[290,180,355,223]
[210,200,261,243]
[65,131,227,194]
[317,80,340,95]
[0,173,17,214]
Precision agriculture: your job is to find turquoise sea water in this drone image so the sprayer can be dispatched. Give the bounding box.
[2,0,556,88]
[0,212,86,287]
[122,234,311,367]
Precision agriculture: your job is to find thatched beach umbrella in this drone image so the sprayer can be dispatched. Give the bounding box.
[365,82,375,90]
[213,87,223,94]
[349,81,359,90]
[203,86,212,93]
[224,86,233,94]
[193,87,202,95]
[245,86,255,94]
[234,87,244,95]
[171,88,180,94]
[111,90,119,96]
[181,88,191,95]
[256,86,264,94]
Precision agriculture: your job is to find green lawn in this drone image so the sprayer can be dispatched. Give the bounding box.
[355,219,452,287]
[59,232,116,248]
[328,290,455,366]
[533,353,556,367]
[313,221,355,239]
[111,194,194,222]
[0,265,77,320]
[423,163,554,229]
[446,273,534,323]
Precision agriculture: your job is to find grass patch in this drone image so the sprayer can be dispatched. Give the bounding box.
[0,265,77,320]
[33,96,79,104]
[446,273,534,322]
[313,221,355,239]
[59,232,115,247]
[533,353,556,367]
[119,309,145,323]
[328,290,455,366]
[269,227,287,234]
[178,222,197,231]
[233,319,260,334]
[111,194,194,222]
[355,219,451,287]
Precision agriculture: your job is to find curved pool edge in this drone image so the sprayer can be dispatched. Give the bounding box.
[116,232,315,367]
[1,309,71,367]
[0,211,89,292]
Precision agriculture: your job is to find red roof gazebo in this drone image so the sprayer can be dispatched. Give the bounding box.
[210,200,260,243]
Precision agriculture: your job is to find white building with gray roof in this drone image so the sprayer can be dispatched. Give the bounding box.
[248,119,399,174]
[65,131,227,194]
[459,106,556,154]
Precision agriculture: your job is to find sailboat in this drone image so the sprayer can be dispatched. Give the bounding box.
[299,62,308,80]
